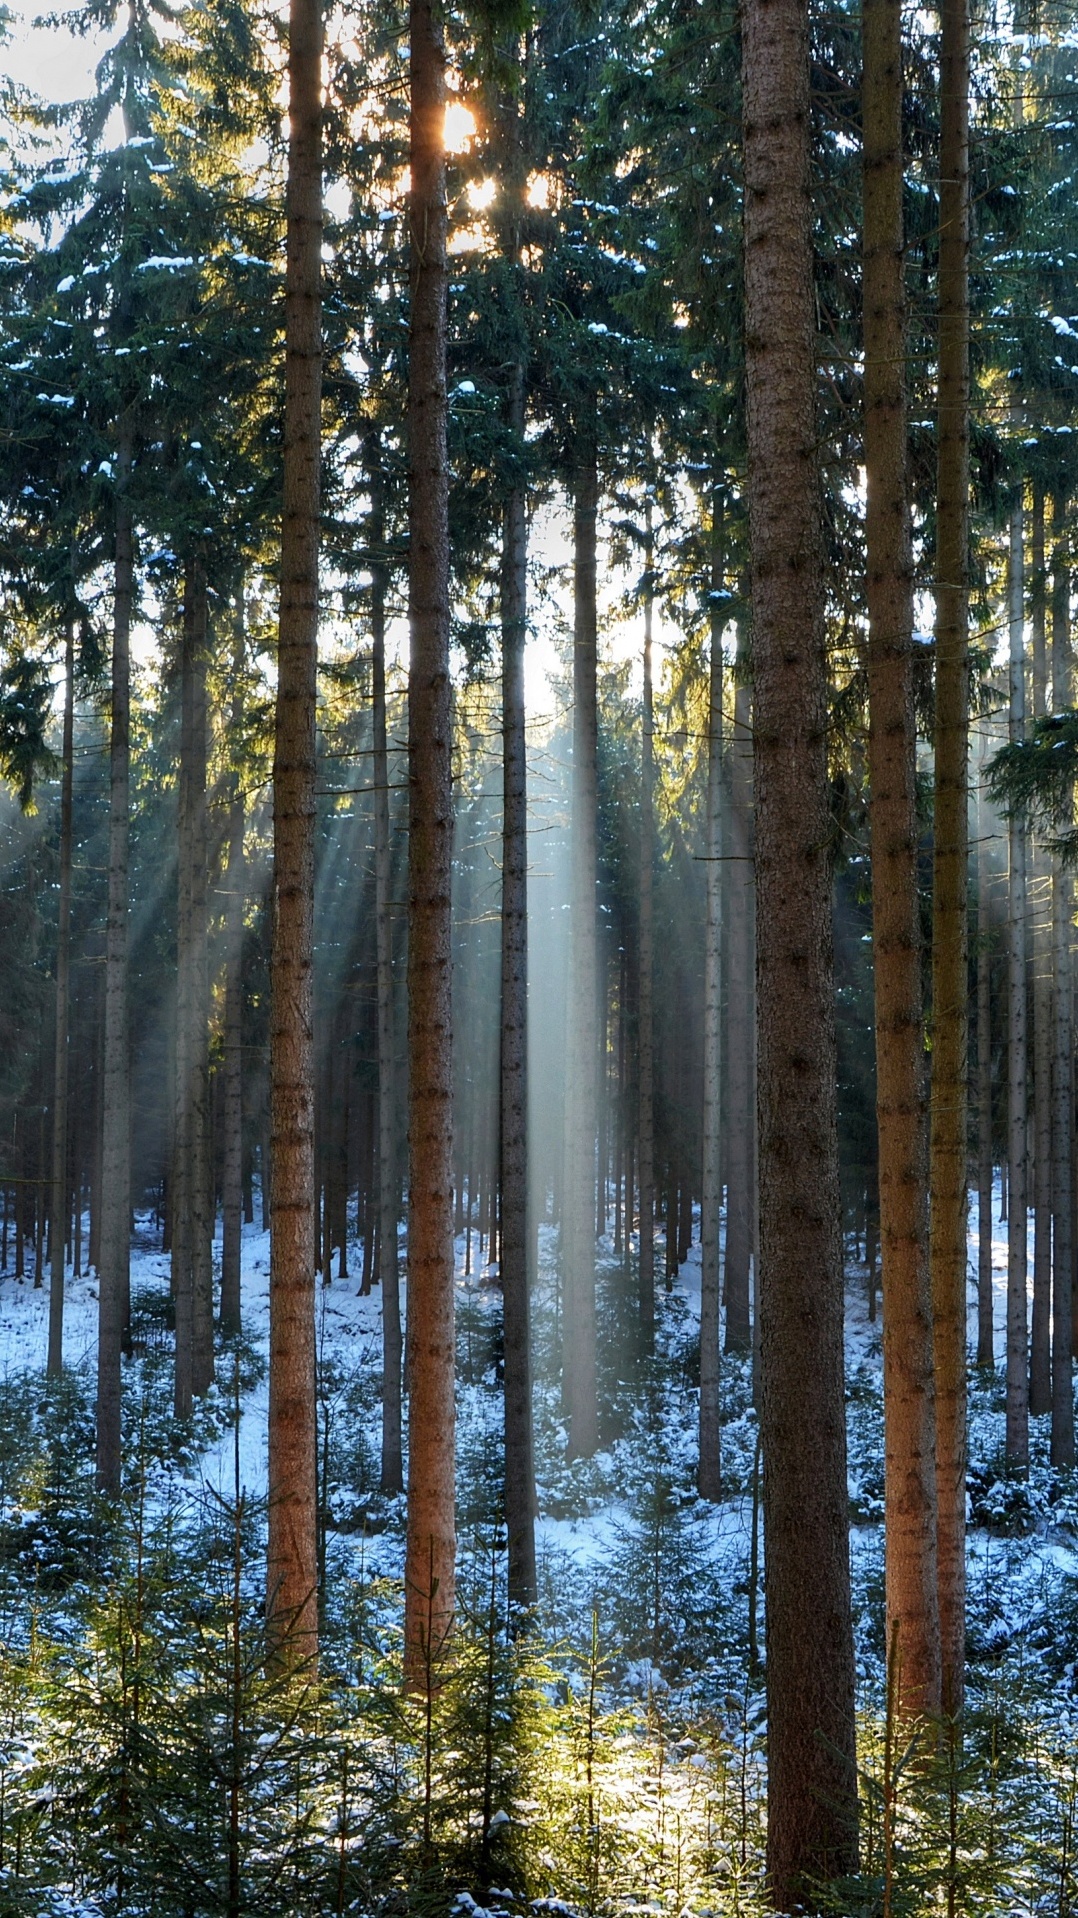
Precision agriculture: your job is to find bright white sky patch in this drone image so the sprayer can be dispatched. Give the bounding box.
[2,0,106,104]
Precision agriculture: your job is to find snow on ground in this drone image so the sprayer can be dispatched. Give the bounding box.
[0,1175,1073,1662]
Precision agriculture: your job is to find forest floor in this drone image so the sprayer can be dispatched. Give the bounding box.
[0,1193,1075,1679]
[1,1201,1077,1911]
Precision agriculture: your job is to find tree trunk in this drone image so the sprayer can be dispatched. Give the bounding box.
[1029,486,1051,1411]
[403,0,456,1685]
[1051,502,1075,1467]
[929,0,971,1721]
[97,434,134,1493]
[724,639,754,1353]
[173,570,195,1413]
[1005,508,1029,1471]
[500,361,537,1615]
[638,512,656,1347]
[175,558,215,1417]
[698,541,723,1503]
[47,617,75,1377]
[743,0,859,1892]
[562,429,600,1459]
[220,609,246,1340]
[863,0,941,1716]
[89,978,103,1274]
[976,737,995,1369]
[370,471,403,1497]
[266,0,323,1661]
[189,570,213,1396]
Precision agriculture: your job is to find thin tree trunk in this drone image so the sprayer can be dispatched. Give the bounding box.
[1051,502,1075,1467]
[501,360,537,1615]
[863,0,941,1715]
[89,977,103,1274]
[173,567,195,1415]
[596,975,609,1241]
[562,429,600,1459]
[929,0,971,1721]
[1029,486,1051,1410]
[97,433,134,1493]
[743,0,859,1890]
[370,469,403,1496]
[724,642,754,1352]
[175,559,215,1413]
[1005,508,1029,1471]
[189,567,213,1396]
[403,0,456,1685]
[638,511,656,1346]
[266,0,323,1660]
[698,549,723,1504]
[220,609,246,1340]
[47,617,74,1377]
[976,738,995,1369]
[35,1103,45,1283]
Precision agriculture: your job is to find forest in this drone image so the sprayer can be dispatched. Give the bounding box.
[0,0,1076,1906]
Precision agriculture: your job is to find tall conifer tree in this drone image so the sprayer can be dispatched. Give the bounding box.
[930,0,972,1718]
[403,0,456,1683]
[742,0,858,1892]
[267,0,323,1659]
[863,0,940,1714]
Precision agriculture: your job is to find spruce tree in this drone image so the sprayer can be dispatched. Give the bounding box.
[742,0,859,1891]
[267,0,323,1658]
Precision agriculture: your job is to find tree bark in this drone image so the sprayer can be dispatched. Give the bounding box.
[500,361,537,1614]
[976,738,995,1369]
[97,433,134,1493]
[369,467,403,1497]
[47,617,74,1378]
[562,430,600,1458]
[267,0,322,1662]
[403,0,456,1685]
[1030,486,1051,1411]
[1051,503,1075,1467]
[220,608,246,1340]
[175,557,215,1417]
[929,0,971,1721]
[743,0,859,1892]
[1005,509,1029,1471]
[863,0,941,1716]
[173,568,195,1413]
[698,538,723,1503]
[190,574,213,1395]
[638,513,656,1347]
[724,638,754,1353]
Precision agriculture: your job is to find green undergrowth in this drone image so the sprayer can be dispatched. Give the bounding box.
[0,1273,1074,1912]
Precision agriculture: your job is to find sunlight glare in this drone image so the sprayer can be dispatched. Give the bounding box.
[444,102,477,153]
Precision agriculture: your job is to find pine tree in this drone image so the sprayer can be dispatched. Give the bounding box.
[742,0,859,1891]
[368,450,404,1498]
[1050,498,1075,1468]
[46,612,74,1377]
[698,524,722,1503]
[562,423,602,1460]
[97,425,134,1493]
[173,554,214,1417]
[219,605,246,1342]
[863,0,940,1714]
[638,517,657,1351]
[404,0,457,1683]
[1005,504,1029,1471]
[1029,488,1051,1413]
[267,0,323,1659]
[930,0,972,1719]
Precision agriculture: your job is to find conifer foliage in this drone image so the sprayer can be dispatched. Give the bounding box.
[2,0,1078,1906]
